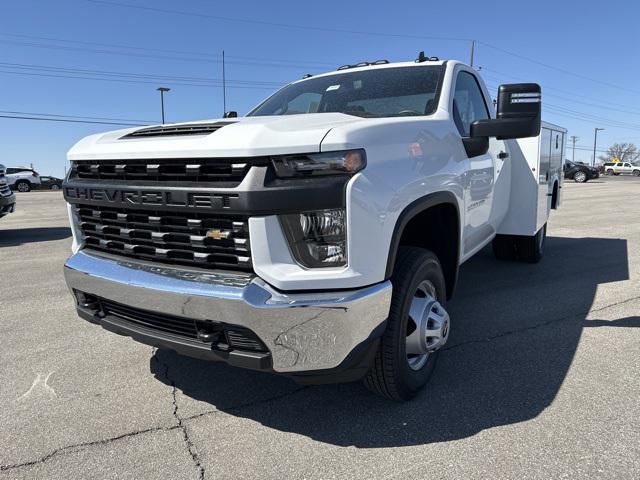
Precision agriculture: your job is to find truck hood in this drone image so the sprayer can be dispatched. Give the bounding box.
[68,113,365,160]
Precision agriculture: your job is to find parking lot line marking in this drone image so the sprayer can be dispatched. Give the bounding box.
[17,372,56,401]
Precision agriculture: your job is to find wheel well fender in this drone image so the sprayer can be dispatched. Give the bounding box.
[385,192,461,300]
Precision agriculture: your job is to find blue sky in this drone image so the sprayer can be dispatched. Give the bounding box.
[2,0,639,177]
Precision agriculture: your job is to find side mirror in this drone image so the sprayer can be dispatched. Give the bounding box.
[223,111,238,118]
[470,83,541,140]
[462,137,489,158]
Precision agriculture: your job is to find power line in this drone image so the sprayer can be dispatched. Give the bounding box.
[83,0,471,43]
[82,0,640,96]
[0,114,145,126]
[476,41,640,95]
[485,83,640,132]
[0,39,328,71]
[0,109,153,123]
[0,62,284,86]
[0,32,336,67]
[481,67,640,115]
[0,69,280,90]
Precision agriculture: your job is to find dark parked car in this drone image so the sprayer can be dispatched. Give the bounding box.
[39,176,63,190]
[564,161,599,183]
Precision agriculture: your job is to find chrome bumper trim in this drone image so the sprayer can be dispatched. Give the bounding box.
[64,250,392,373]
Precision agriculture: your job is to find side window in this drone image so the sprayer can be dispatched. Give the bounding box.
[452,71,490,137]
[6,168,17,174]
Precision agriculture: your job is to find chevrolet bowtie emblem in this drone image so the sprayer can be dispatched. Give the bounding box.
[206,229,231,240]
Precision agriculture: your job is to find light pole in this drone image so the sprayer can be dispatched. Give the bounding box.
[570,135,578,162]
[156,87,170,124]
[593,128,604,166]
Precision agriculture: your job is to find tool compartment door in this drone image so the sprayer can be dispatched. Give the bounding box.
[536,127,552,230]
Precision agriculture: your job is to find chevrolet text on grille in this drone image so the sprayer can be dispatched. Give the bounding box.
[64,187,234,209]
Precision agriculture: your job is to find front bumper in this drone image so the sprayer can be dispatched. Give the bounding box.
[64,250,392,375]
[0,192,16,215]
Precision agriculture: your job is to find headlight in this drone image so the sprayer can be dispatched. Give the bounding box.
[280,208,347,268]
[271,149,366,178]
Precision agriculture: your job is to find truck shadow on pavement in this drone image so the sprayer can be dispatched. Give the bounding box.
[151,236,632,447]
[0,227,71,247]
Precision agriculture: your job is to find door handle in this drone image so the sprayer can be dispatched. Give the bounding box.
[498,151,509,160]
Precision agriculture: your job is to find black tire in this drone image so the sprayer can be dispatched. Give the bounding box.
[492,234,519,261]
[363,247,446,401]
[50,184,61,190]
[633,170,640,177]
[517,223,546,263]
[573,171,588,183]
[606,169,614,176]
[15,180,31,192]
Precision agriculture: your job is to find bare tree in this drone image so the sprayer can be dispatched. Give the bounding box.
[598,142,640,164]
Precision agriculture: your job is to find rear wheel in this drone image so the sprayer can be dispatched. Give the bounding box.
[50,184,61,190]
[633,170,640,177]
[492,234,518,261]
[15,180,31,192]
[517,223,547,263]
[573,171,588,183]
[364,247,449,401]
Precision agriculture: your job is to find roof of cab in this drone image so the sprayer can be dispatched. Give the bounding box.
[293,59,450,84]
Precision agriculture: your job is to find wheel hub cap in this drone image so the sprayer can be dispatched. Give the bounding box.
[406,280,451,370]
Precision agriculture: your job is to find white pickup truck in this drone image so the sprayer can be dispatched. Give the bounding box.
[63,55,565,400]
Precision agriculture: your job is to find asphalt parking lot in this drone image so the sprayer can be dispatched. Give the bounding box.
[1,178,639,479]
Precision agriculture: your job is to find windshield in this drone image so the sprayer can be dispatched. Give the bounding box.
[248,65,444,118]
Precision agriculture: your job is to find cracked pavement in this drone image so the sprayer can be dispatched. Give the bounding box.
[2,180,639,479]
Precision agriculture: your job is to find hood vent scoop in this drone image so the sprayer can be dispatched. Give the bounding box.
[121,121,236,139]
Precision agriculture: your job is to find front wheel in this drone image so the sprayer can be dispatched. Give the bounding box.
[364,247,449,401]
[607,169,614,176]
[50,184,61,190]
[573,171,588,183]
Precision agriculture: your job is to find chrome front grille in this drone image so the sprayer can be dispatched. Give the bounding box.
[0,179,11,196]
[75,204,251,271]
[69,158,264,187]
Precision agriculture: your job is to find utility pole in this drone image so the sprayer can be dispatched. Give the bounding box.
[570,135,578,162]
[222,50,227,115]
[470,40,475,67]
[593,128,604,166]
[156,87,170,124]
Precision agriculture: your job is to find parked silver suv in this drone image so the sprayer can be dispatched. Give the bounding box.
[6,166,41,192]
[604,162,640,176]
[0,164,17,218]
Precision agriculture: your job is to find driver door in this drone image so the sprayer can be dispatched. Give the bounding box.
[452,70,505,256]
